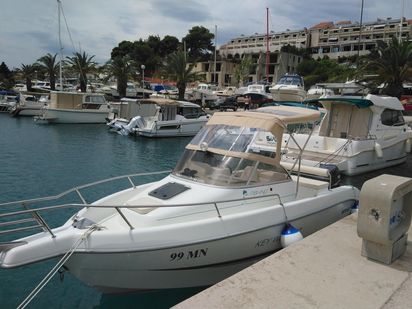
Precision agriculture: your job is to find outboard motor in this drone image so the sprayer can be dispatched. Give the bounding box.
[319,164,340,188]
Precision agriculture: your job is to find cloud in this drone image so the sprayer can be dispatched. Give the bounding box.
[0,0,410,68]
[150,0,211,22]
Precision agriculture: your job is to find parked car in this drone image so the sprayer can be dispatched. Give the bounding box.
[209,96,238,111]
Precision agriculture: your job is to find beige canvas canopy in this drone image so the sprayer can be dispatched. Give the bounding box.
[207,106,320,134]
[136,98,179,106]
[189,106,320,164]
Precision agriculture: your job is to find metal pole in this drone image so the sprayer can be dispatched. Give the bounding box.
[266,7,270,82]
[356,0,364,68]
[58,0,63,91]
[214,25,217,85]
[399,0,405,42]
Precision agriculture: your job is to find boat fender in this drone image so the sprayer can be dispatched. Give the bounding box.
[281,223,303,248]
[374,142,383,158]
[405,139,411,153]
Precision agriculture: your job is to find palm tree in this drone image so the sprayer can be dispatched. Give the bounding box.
[363,38,412,98]
[37,53,59,90]
[233,56,253,87]
[65,51,97,92]
[162,50,199,100]
[104,56,136,97]
[18,64,37,92]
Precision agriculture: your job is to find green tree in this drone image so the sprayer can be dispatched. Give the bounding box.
[104,56,136,98]
[297,58,356,89]
[37,53,59,90]
[233,56,253,87]
[0,62,14,89]
[65,51,97,92]
[162,50,199,100]
[17,64,37,92]
[183,26,214,61]
[159,35,180,57]
[362,38,412,98]
[111,40,134,59]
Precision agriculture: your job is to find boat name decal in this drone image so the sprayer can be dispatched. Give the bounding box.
[170,248,208,261]
[255,236,280,248]
[243,188,270,198]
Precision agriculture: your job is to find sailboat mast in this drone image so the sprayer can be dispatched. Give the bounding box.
[266,7,269,82]
[214,25,217,85]
[58,0,63,91]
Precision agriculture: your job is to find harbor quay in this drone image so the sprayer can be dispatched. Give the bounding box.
[175,213,412,309]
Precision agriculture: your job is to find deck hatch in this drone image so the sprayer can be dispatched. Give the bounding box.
[148,182,190,200]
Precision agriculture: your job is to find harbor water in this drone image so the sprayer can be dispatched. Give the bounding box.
[0,113,411,308]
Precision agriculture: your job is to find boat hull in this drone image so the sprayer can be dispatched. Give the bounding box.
[39,108,109,123]
[284,136,411,176]
[137,119,208,137]
[271,88,306,103]
[64,198,354,291]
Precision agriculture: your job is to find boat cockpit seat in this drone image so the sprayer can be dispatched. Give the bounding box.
[240,166,259,182]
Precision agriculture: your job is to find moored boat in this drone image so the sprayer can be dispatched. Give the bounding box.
[0,108,359,292]
[35,92,110,124]
[269,74,307,103]
[282,94,412,176]
[108,98,210,137]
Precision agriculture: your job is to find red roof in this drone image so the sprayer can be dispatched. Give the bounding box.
[336,20,352,25]
[310,21,334,30]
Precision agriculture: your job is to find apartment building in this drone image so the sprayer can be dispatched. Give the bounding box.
[192,17,411,87]
[219,17,411,61]
[310,17,412,59]
[191,51,302,87]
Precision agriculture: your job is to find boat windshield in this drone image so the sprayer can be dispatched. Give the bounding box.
[173,125,290,187]
[277,76,303,86]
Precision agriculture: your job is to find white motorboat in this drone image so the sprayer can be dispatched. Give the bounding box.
[269,74,307,102]
[306,85,334,99]
[108,98,210,137]
[282,94,412,176]
[0,108,359,292]
[213,86,237,97]
[184,83,219,105]
[0,91,17,112]
[101,82,153,99]
[10,94,48,117]
[35,92,110,124]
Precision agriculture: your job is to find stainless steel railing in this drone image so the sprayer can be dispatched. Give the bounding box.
[0,170,285,238]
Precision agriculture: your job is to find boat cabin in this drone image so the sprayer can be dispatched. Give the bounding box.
[113,98,206,121]
[312,95,405,140]
[49,92,107,110]
[276,74,304,87]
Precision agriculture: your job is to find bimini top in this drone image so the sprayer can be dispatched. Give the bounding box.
[208,105,320,132]
[120,98,179,106]
[304,94,403,110]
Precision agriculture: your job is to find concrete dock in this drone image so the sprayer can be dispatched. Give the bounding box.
[174,214,412,309]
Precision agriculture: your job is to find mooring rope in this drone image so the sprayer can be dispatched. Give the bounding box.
[17,225,99,309]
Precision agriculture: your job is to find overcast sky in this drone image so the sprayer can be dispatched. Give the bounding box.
[0,0,410,69]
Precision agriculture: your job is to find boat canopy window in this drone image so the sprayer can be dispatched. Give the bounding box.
[319,102,372,139]
[180,106,206,119]
[277,76,303,86]
[381,109,405,126]
[173,125,290,187]
[85,95,106,104]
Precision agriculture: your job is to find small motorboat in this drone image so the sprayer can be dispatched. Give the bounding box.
[0,108,359,292]
[107,98,210,137]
